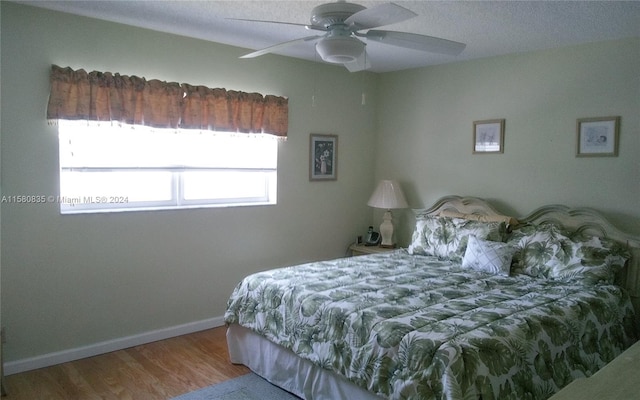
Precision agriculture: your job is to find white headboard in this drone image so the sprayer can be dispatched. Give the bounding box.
[423,195,512,221]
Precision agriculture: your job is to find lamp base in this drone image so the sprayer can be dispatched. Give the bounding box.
[379,210,395,247]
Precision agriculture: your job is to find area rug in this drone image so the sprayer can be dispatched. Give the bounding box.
[172,373,300,400]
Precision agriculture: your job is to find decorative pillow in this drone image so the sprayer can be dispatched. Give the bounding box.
[549,235,629,285]
[461,235,516,276]
[507,223,572,279]
[407,216,507,262]
[407,215,455,257]
[508,223,630,285]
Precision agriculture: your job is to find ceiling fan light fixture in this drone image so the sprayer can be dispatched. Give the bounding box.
[235,1,466,72]
[316,35,364,64]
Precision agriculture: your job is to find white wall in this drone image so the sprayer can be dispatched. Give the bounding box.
[376,37,640,244]
[0,2,378,369]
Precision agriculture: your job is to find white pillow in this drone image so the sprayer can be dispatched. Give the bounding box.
[462,235,516,276]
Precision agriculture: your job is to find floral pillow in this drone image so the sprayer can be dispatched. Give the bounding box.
[507,223,629,285]
[407,216,507,262]
[461,235,516,276]
[550,235,629,285]
[507,223,571,279]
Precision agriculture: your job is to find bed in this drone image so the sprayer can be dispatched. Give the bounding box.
[224,196,640,400]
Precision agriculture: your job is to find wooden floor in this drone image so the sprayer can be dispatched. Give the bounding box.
[3,326,249,400]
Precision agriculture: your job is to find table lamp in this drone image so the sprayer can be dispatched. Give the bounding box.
[367,180,408,247]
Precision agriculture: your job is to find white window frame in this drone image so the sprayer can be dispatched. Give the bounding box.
[58,121,278,214]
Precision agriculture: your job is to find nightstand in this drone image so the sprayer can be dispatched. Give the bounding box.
[349,243,397,256]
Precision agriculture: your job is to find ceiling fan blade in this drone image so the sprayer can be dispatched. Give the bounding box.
[240,35,323,59]
[365,30,466,56]
[345,3,417,30]
[227,18,326,32]
[343,51,371,72]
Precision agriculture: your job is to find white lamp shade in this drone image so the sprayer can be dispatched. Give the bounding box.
[367,180,408,210]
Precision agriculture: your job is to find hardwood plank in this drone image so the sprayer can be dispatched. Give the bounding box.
[3,326,249,400]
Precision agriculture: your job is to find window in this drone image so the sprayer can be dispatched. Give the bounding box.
[58,120,278,214]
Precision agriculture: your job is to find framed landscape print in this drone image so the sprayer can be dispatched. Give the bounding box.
[576,116,620,157]
[473,119,505,154]
[309,134,337,181]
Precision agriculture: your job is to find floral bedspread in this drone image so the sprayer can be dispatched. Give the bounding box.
[224,250,637,400]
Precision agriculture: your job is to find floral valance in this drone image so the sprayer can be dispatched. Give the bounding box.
[46,65,288,137]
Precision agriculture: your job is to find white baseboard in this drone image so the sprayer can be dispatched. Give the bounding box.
[4,315,225,376]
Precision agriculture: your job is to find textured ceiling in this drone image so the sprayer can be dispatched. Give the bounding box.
[15,0,640,73]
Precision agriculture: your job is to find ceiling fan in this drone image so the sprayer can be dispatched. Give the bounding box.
[232,1,466,72]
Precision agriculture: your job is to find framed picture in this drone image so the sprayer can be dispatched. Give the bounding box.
[309,134,338,181]
[473,119,505,154]
[576,116,620,157]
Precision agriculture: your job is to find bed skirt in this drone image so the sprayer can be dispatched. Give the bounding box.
[226,324,383,400]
